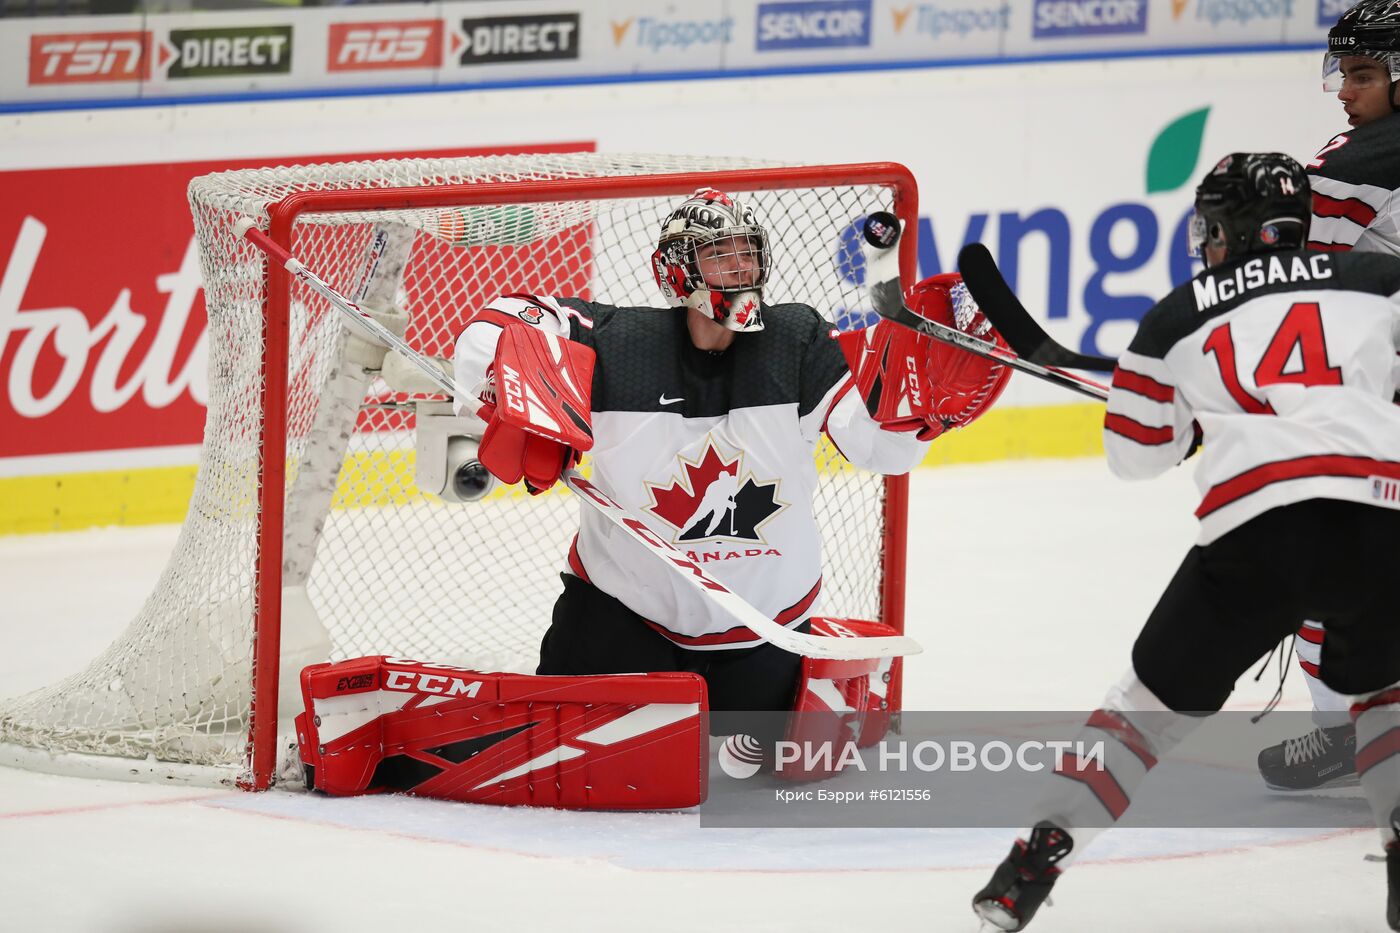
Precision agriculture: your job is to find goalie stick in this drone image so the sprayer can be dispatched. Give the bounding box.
[956,242,1118,375]
[859,213,1108,402]
[234,217,920,663]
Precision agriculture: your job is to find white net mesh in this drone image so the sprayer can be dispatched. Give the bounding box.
[0,152,906,786]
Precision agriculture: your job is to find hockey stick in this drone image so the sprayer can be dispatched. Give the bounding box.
[234,218,920,662]
[957,243,1118,375]
[858,213,1108,401]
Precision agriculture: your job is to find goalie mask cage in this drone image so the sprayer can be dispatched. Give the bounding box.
[0,154,917,790]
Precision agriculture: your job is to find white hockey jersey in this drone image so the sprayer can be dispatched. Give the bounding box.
[454,294,927,649]
[1104,250,1400,544]
[1307,112,1400,256]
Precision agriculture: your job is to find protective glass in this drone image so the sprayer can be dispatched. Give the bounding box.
[694,228,770,291]
[1322,50,1399,92]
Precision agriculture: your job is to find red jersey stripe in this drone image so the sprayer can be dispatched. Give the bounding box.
[1196,455,1400,518]
[1112,369,1174,404]
[1105,413,1174,446]
[1305,240,1353,253]
[567,535,590,583]
[1312,192,1379,228]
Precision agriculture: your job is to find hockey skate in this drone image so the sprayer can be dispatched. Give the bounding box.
[1257,723,1357,790]
[972,821,1073,931]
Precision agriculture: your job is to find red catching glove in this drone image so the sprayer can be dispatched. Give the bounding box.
[914,272,1012,437]
[475,322,595,494]
[838,272,1011,441]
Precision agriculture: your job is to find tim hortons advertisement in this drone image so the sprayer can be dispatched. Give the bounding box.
[0,142,591,464]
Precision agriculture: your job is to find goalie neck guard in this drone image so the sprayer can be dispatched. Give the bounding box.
[1323,0,1400,105]
[1188,153,1312,266]
[651,188,770,332]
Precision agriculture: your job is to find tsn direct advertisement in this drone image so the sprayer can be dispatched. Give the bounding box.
[1,1,1337,106]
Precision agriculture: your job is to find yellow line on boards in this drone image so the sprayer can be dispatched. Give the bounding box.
[0,404,1104,535]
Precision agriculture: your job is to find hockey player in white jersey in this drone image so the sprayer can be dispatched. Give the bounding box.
[1309,0,1400,256]
[453,188,1009,734]
[1255,0,1400,791]
[972,153,1400,931]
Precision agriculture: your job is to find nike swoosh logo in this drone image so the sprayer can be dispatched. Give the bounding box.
[659,394,684,405]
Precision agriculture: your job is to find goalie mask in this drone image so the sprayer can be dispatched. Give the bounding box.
[651,188,770,332]
[1322,0,1400,108]
[1188,153,1311,267]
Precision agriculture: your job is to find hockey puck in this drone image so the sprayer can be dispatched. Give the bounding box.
[862,211,900,250]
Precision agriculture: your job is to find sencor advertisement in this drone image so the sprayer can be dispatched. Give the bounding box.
[755,0,874,51]
[1031,0,1149,39]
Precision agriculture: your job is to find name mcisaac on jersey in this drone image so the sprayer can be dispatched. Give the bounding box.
[1192,252,1335,312]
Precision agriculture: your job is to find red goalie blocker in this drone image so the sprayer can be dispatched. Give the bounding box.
[476,321,596,494]
[295,658,707,809]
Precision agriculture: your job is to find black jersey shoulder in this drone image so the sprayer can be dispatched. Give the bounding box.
[1308,113,1400,189]
[1127,250,1400,359]
[554,298,844,418]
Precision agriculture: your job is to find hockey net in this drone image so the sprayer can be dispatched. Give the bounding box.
[0,153,916,789]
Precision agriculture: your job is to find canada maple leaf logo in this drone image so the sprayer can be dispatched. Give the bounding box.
[645,442,785,543]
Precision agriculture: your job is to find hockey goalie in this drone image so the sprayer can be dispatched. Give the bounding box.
[297,190,1011,806]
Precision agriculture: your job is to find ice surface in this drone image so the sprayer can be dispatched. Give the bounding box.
[0,460,1385,932]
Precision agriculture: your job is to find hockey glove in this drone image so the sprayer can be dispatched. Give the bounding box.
[476,322,595,494]
[838,273,1011,440]
[911,272,1012,439]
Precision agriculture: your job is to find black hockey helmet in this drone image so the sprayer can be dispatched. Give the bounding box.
[1323,0,1400,100]
[1188,153,1312,266]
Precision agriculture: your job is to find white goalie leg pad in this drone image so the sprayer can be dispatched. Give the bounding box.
[342,303,409,370]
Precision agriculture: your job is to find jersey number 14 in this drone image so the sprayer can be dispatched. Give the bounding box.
[1202,301,1343,415]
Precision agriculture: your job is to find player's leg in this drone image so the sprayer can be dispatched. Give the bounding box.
[1256,620,1356,791]
[974,509,1305,931]
[537,573,685,675]
[696,633,803,710]
[696,625,808,776]
[1302,502,1400,929]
